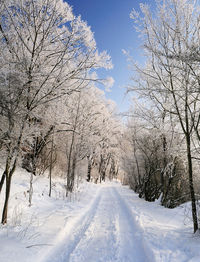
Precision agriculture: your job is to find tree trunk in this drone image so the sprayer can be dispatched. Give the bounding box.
[102,171,106,182]
[87,157,92,182]
[133,145,141,188]
[28,173,33,206]
[1,116,27,224]
[2,175,11,224]
[161,134,167,190]
[49,136,54,197]
[186,134,198,233]
[66,93,81,196]
[1,159,16,224]
[0,171,6,194]
[67,156,76,193]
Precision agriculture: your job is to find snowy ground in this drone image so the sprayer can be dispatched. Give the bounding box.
[0,169,200,262]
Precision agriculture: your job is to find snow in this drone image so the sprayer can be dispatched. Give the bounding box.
[0,169,200,262]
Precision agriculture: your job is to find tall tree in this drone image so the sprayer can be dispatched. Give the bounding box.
[0,0,112,224]
[129,0,200,232]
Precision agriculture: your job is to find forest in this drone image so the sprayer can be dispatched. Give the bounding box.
[1,1,200,258]
[0,0,122,226]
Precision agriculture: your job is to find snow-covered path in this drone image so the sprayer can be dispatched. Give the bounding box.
[69,187,118,262]
[40,184,149,262]
[2,176,200,262]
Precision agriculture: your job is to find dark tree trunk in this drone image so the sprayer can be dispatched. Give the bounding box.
[161,134,167,190]
[1,116,27,224]
[2,175,11,224]
[186,134,198,233]
[0,171,6,194]
[1,160,16,224]
[87,157,92,182]
[102,171,106,182]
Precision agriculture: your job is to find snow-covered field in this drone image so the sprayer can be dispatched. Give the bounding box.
[0,168,200,262]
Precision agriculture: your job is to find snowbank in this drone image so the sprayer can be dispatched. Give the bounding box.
[0,168,100,262]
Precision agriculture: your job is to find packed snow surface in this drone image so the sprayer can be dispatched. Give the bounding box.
[0,170,200,262]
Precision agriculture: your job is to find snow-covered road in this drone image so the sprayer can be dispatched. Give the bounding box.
[2,174,200,262]
[40,184,149,262]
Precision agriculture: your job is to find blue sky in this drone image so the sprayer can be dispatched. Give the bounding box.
[66,0,154,113]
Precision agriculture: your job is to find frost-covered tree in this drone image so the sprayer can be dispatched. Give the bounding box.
[122,106,189,207]
[52,85,120,193]
[0,0,112,224]
[129,0,200,232]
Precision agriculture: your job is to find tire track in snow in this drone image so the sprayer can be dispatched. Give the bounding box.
[69,187,118,262]
[40,184,153,262]
[39,187,102,262]
[111,187,152,262]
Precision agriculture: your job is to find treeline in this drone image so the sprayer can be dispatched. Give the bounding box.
[0,0,120,225]
[122,112,189,208]
[122,0,200,233]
